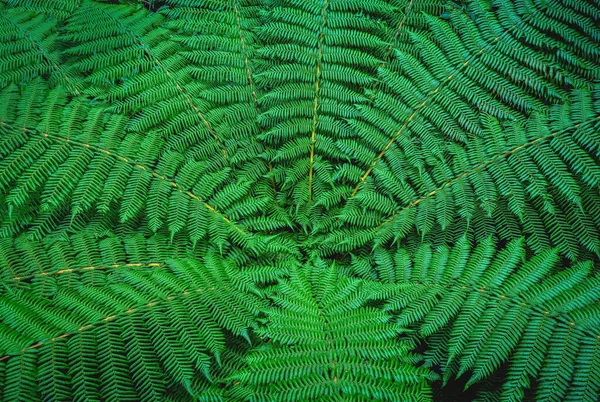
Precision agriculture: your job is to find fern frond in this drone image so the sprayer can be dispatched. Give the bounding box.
[0,0,598,399]
[232,258,435,401]
[0,6,81,92]
[1,0,82,19]
[375,238,600,400]
[326,88,600,259]
[0,232,264,400]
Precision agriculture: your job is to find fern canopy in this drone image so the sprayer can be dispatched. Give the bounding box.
[0,0,598,400]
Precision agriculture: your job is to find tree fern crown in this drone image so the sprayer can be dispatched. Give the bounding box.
[0,0,599,400]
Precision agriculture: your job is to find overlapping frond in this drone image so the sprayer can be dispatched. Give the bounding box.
[0,5,80,91]
[231,258,435,401]
[162,0,293,237]
[1,0,81,19]
[323,92,600,259]
[255,0,401,226]
[0,0,598,400]
[0,81,272,254]
[374,237,600,401]
[321,0,600,259]
[0,231,264,401]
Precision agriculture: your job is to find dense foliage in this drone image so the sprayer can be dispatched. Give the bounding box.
[0,0,599,400]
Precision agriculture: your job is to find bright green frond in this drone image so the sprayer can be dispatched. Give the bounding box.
[0,0,598,400]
